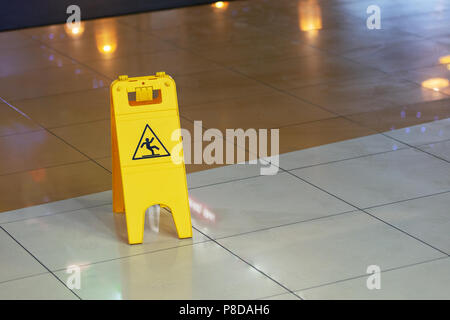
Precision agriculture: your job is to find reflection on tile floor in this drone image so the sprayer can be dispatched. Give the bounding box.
[0,0,449,300]
[1,120,449,299]
[0,0,449,210]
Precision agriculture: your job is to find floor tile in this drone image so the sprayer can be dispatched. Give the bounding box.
[0,273,77,300]
[344,39,449,73]
[280,134,407,171]
[0,161,111,212]
[49,30,175,62]
[54,241,285,299]
[0,228,46,282]
[367,192,450,254]
[278,117,377,154]
[2,205,209,271]
[292,148,450,208]
[189,172,353,239]
[190,36,322,66]
[298,257,450,299]
[347,99,450,133]
[0,30,35,49]
[395,63,450,96]
[181,90,334,131]
[153,20,267,49]
[94,157,112,172]
[288,74,447,116]
[0,45,73,78]
[239,1,361,33]
[218,211,445,291]
[283,27,420,55]
[0,64,109,101]
[12,88,110,128]
[117,5,228,31]
[175,68,271,107]
[50,119,111,159]
[0,191,111,224]
[21,18,135,45]
[0,130,87,175]
[385,118,450,146]
[231,53,384,90]
[187,162,265,189]
[0,102,42,137]
[84,49,222,79]
[383,9,450,38]
[419,139,450,161]
[334,0,450,20]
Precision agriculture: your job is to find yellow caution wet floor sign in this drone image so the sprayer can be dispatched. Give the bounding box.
[110,72,192,244]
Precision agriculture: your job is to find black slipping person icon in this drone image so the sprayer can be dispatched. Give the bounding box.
[141,137,160,156]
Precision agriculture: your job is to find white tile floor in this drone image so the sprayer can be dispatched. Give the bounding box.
[0,119,449,300]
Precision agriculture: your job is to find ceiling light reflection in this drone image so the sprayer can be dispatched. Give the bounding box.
[94,21,118,56]
[421,78,449,91]
[213,1,228,9]
[64,22,85,38]
[438,55,450,64]
[298,0,322,32]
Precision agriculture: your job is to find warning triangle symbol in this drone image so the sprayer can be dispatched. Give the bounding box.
[132,124,170,160]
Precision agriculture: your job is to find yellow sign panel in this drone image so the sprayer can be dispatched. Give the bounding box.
[110,72,192,244]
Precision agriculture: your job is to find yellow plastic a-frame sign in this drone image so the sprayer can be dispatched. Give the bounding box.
[110,72,192,244]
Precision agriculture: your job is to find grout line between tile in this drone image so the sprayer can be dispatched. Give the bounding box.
[0,96,112,175]
[0,271,50,286]
[362,189,450,211]
[0,159,95,180]
[209,209,360,242]
[0,201,112,225]
[284,146,410,172]
[379,132,450,165]
[285,168,450,257]
[49,238,213,273]
[192,226,304,300]
[294,256,450,295]
[415,136,450,148]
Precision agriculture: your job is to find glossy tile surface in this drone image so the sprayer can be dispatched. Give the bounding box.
[385,118,450,146]
[232,53,384,90]
[189,172,353,239]
[0,102,42,137]
[0,161,111,212]
[288,74,447,116]
[299,258,450,300]
[278,117,377,153]
[367,192,450,254]
[0,130,87,175]
[218,211,444,291]
[292,148,450,208]
[3,205,208,270]
[0,228,46,282]
[0,119,449,299]
[1,0,449,211]
[181,90,334,131]
[278,133,407,170]
[54,242,285,300]
[0,64,109,101]
[347,99,450,133]
[419,140,450,161]
[1,0,450,300]
[49,119,111,159]
[0,273,77,300]
[12,88,110,128]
